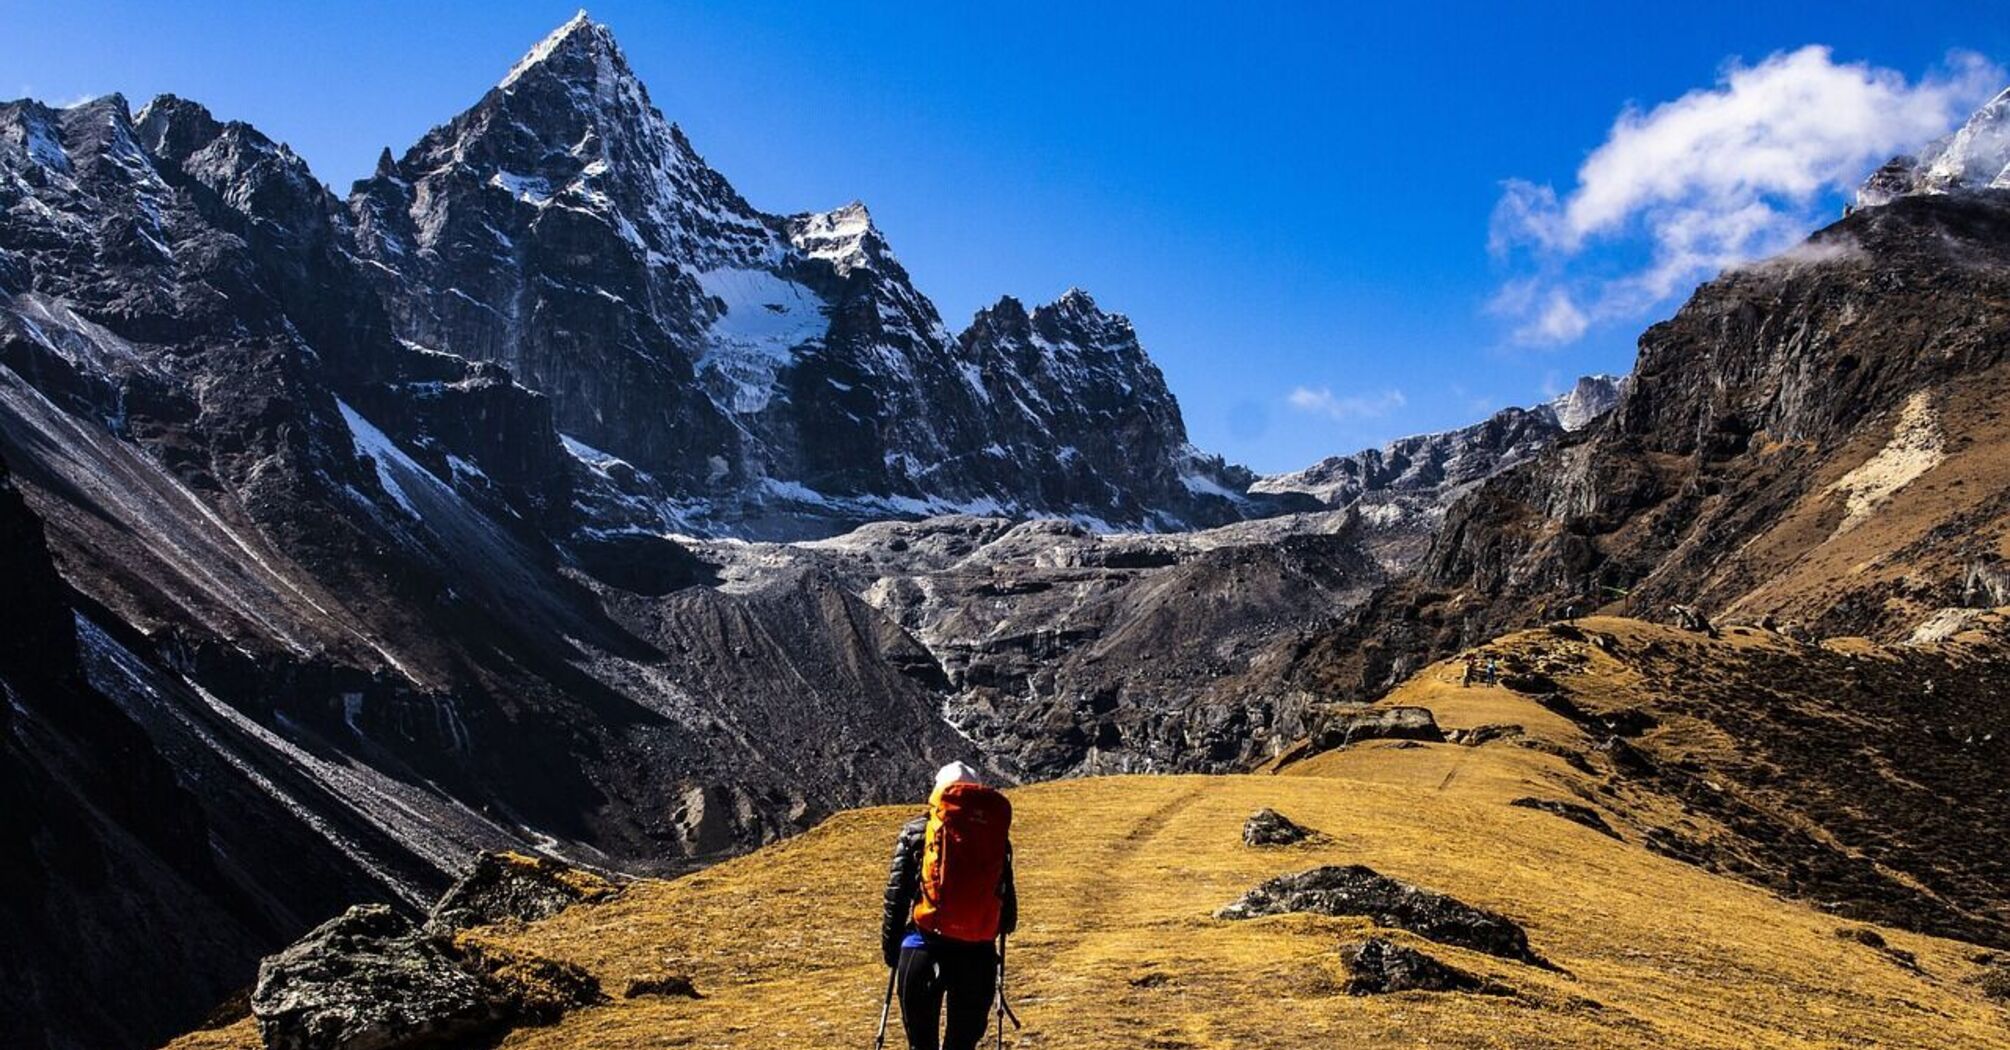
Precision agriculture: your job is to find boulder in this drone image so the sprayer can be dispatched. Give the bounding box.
[1834,926,1920,971]
[1448,723,1522,747]
[1216,864,1551,969]
[1509,797,1621,840]
[252,905,511,1050]
[1340,937,1513,996]
[1962,555,2010,609]
[1242,808,1321,847]
[427,851,620,933]
[1310,706,1444,751]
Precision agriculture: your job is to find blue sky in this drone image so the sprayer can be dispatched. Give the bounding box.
[9,2,2007,472]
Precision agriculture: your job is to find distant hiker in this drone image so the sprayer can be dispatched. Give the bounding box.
[1485,658,1500,686]
[881,761,1018,1050]
[1461,654,1478,687]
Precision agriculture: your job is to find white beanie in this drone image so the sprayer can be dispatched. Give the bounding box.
[934,761,982,792]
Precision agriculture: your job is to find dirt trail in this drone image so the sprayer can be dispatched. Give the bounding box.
[1004,779,1209,1043]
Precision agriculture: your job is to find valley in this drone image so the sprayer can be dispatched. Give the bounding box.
[1,10,2007,1049]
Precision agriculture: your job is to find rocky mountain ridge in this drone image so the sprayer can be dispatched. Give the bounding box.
[345,11,1260,538]
[15,14,2010,1050]
[1295,183,2010,702]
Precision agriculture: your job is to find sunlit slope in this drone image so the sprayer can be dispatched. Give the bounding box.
[176,723,2008,1047]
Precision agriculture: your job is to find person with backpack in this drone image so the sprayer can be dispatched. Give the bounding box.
[881,761,1018,1050]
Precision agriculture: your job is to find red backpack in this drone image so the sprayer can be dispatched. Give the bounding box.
[911,781,1012,942]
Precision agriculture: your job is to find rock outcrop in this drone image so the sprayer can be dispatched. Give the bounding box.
[253,851,618,1050]
[427,852,621,933]
[1340,937,1514,996]
[252,905,515,1050]
[1242,808,1321,846]
[1309,705,1444,751]
[1508,798,1621,840]
[1217,864,1550,968]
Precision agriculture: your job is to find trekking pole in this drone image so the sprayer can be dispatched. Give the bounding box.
[874,964,896,1050]
[995,933,1022,1049]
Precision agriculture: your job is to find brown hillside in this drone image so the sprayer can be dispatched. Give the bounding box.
[172,617,2010,1050]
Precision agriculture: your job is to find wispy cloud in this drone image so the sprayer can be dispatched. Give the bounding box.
[1490,46,2002,346]
[1287,386,1407,422]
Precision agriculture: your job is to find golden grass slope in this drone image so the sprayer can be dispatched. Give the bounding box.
[172,618,2010,1049]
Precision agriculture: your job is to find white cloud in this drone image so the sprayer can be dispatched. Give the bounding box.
[1492,46,2002,346]
[1287,386,1407,422]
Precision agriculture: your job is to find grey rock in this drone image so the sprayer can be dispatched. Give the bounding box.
[251,905,510,1050]
[1340,937,1514,996]
[1544,374,1629,432]
[1216,864,1551,969]
[427,852,619,933]
[1242,808,1320,847]
[1309,706,1444,751]
[1447,723,1522,747]
[1508,797,1622,840]
[1669,604,1718,637]
[1963,556,2010,609]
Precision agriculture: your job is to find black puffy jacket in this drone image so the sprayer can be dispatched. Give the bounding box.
[880,813,1017,966]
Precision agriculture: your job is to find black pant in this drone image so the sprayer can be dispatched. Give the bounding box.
[896,937,997,1050]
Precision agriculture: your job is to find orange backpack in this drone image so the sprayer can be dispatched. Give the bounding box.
[911,781,1012,943]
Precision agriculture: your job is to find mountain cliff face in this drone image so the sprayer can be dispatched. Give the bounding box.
[0,16,1322,1045]
[1297,184,2010,700]
[0,453,396,1050]
[0,49,993,1049]
[345,13,1254,537]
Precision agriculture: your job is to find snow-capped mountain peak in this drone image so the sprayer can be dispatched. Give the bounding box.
[498,10,612,91]
[338,12,1265,536]
[1856,85,2010,207]
[1924,87,2010,190]
[1544,373,1628,431]
[787,200,882,274]
[1052,286,1104,318]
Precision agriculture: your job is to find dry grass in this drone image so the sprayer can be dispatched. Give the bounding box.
[170,617,2010,1049]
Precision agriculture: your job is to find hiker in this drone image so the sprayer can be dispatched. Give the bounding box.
[1485,657,1499,686]
[1460,653,1478,687]
[881,761,1018,1050]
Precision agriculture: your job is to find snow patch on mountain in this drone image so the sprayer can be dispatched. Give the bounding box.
[694,267,828,413]
[338,400,424,518]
